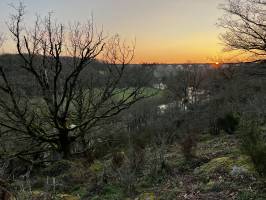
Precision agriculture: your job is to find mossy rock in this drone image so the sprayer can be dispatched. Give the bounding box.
[194,155,255,176]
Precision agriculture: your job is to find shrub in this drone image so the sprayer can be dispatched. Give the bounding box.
[240,122,266,177]
[42,160,73,177]
[217,113,239,134]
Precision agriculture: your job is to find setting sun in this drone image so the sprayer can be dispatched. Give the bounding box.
[210,61,222,68]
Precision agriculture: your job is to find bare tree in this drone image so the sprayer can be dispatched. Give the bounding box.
[0,3,147,160]
[163,65,209,160]
[166,65,208,111]
[219,0,266,60]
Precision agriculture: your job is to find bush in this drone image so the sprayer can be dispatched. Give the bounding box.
[240,122,266,177]
[42,160,73,177]
[41,160,90,193]
[217,113,239,134]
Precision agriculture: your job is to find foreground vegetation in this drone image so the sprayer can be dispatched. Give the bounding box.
[7,133,266,200]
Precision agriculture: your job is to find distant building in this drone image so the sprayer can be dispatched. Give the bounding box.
[153,82,167,90]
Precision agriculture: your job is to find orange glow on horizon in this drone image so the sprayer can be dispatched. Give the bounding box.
[1,0,250,65]
[210,62,223,68]
[0,37,254,64]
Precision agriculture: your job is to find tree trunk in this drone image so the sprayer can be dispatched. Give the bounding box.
[59,131,71,159]
[0,180,12,200]
[0,190,11,200]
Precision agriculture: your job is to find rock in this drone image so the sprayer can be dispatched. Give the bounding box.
[230,165,248,177]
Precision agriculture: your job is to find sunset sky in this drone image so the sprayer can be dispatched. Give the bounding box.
[0,0,231,63]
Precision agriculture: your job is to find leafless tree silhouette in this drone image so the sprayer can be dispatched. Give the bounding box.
[0,3,147,160]
[219,0,266,60]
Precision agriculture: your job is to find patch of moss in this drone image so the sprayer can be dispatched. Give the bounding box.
[138,192,156,200]
[89,160,104,174]
[31,191,44,199]
[194,155,255,176]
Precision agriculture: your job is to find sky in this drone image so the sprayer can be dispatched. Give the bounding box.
[0,0,230,64]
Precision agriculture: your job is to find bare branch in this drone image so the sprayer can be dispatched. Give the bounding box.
[219,0,266,60]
